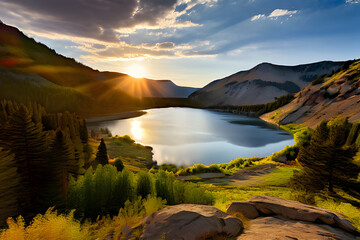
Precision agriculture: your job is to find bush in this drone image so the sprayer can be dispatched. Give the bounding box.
[136,171,154,199]
[218,157,260,174]
[114,158,124,172]
[155,171,175,205]
[68,165,214,219]
[67,165,135,219]
[0,209,87,240]
[176,164,223,176]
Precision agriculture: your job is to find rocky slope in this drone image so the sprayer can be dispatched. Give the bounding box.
[261,60,360,128]
[189,61,344,107]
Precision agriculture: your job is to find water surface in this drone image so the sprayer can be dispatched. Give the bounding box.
[88,108,294,166]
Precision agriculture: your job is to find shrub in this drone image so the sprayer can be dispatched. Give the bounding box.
[0,209,88,240]
[155,171,175,204]
[218,157,260,174]
[67,165,135,219]
[114,158,124,172]
[67,165,213,219]
[136,171,154,199]
[176,164,223,176]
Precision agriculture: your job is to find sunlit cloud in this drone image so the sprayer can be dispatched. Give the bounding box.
[268,9,298,18]
[251,9,298,21]
[346,0,360,3]
[251,14,266,21]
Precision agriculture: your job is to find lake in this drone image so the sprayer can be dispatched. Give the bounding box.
[87,108,294,166]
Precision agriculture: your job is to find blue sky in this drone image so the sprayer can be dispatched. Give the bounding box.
[0,0,359,87]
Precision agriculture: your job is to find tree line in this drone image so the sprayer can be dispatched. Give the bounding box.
[0,99,90,224]
[207,93,295,116]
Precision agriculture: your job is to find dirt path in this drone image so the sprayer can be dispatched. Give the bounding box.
[204,164,277,186]
[176,172,226,181]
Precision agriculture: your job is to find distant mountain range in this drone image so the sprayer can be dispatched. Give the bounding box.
[0,22,197,113]
[189,61,344,106]
[261,60,360,128]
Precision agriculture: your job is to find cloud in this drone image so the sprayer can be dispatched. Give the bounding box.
[251,9,298,21]
[0,0,201,42]
[177,50,217,57]
[156,42,176,49]
[346,0,360,3]
[268,9,298,18]
[251,14,265,21]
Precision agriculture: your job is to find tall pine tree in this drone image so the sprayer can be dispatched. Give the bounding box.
[47,130,77,207]
[1,104,48,215]
[95,138,109,165]
[291,118,359,193]
[0,148,20,225]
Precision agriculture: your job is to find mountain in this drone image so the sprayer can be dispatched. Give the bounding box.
[0,22,197,113]
[189,61,344,107]
[260,60,360,128]
[103,77,198,98]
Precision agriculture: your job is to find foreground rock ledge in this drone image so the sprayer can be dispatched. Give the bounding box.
[137,196,359,240]
[227,195,356,233]
[140,204,243,240]
[228,195,360,240]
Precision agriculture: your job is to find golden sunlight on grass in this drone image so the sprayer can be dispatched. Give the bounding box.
[126,63,147,79]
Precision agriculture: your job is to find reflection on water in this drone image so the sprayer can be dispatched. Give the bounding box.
[130,120,145,141]
[88,108,294,166]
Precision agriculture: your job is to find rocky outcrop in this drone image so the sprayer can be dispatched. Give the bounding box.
[137,196,359,240]
[227,195,356,233]
[228,195,359,240]
[261,60,360,128]
[140,204,243,240]
[238,216,359,240]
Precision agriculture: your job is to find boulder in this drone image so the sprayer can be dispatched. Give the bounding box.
[227,195,357,234]
[140,204,243,240]
[237,216,360,240]
[227,202,259,219]
[277,155,287,163]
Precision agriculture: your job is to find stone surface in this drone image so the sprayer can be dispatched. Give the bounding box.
[247,195,356,233]
[227,195,357,234]
[237,216,360,240]
[140,204,243,240]
[227,202,259,219]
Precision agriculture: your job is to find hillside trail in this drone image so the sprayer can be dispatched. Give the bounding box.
[203,163,277,186]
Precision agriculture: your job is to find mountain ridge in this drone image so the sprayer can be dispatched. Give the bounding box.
[189,61,344,106]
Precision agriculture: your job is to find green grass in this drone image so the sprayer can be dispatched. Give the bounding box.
[89,135,154,172]
[258,167,298,186]
[201,165,360,231]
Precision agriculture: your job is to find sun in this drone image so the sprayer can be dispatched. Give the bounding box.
[126,63,147,78]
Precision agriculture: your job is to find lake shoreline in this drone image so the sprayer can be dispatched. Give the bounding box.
[87,108,295,166]
[85,110,147,123]
[208,108,281,127]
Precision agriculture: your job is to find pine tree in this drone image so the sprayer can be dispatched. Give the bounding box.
[0,148,20,225]
[291,119,359,193]
[47,130,77,207]
[95,138,109,165]
[79,120,89,144]
[1,104,48,214]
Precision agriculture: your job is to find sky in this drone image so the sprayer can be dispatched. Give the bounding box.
[0,0,359,87]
